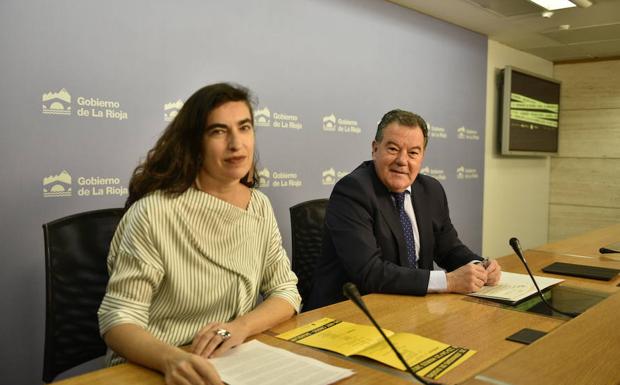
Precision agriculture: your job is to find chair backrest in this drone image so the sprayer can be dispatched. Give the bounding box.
[42,208,124,383]
[289,199,328,310]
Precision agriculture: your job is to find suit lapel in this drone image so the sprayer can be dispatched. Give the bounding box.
[369,163,410,267]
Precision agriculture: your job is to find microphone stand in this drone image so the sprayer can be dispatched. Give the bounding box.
[509,238,579,318]
[343,283,441,385]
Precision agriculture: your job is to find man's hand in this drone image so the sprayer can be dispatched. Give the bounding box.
[484,260,501,286]
[446,263,488,293]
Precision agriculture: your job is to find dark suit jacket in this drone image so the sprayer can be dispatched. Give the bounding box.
[306,161,480,310]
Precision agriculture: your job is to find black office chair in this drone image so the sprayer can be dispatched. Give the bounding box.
[289,199,328,311]
[42,208,124,383]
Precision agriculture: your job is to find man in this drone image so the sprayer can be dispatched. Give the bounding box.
[306,109,500,310]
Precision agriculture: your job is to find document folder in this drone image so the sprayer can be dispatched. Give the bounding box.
[467,271,562,305]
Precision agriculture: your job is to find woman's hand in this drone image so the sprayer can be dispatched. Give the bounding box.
[191,297,295,359]
[191,319,251,358]
[163,350,223,385]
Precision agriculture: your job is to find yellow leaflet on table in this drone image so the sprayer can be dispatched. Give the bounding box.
[276,318,475,380]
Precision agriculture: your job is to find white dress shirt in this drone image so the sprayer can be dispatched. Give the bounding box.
[400,187,448,292]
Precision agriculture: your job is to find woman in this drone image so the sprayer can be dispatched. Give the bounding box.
[98,83,301,385]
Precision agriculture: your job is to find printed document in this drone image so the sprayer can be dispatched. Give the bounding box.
[468,271,563,304]
[209,339,354,385]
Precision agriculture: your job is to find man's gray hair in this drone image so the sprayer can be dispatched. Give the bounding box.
[375,109,428,148]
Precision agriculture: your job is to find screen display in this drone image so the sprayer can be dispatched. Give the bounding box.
[501,67,561,155]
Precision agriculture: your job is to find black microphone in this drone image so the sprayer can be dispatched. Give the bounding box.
[599,247,619,254]
[509,238,580,318]
[342,283,441,385]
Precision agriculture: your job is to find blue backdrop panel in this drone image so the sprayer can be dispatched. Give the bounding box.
[0,1,486,383]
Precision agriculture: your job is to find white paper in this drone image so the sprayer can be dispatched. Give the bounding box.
[209,340,355,385]
[468,271,563,303]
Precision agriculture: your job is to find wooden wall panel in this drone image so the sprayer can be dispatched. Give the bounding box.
[550,158,620,207]
[549,204,620,242]
[555,61,620,110]
[558,109,620,158]
[550,59,620,242]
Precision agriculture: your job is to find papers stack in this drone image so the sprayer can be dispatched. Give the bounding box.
[468,271,563,305]
[210,339,354,385]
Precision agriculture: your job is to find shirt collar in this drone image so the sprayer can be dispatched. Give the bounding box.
[390,187,412,196]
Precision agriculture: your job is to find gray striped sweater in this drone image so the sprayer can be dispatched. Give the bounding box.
[98,187,301,365]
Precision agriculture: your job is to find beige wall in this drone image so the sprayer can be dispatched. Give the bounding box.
[549,60,620,241]
[482,40,554,258]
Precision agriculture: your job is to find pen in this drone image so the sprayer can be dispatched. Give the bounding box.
[474,258,490,268]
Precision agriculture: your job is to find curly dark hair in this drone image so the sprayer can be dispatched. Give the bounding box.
[125,83,258,208]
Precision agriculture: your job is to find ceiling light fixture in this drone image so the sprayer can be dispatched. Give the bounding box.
[542,11,554,18]
[529,0,576,10]
[569,0,593,8]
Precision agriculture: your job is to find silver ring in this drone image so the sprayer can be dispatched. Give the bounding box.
[216,328,231,340]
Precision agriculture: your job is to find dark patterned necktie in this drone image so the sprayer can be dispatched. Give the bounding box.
[392,192,417,268]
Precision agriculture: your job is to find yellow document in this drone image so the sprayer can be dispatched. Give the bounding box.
[277,318,475,380]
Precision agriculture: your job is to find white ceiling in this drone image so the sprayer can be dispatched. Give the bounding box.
[388,0,620,62]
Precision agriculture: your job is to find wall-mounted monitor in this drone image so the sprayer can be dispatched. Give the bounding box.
[499,66,561,156]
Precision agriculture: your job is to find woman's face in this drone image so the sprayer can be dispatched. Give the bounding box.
[200,101,255,186]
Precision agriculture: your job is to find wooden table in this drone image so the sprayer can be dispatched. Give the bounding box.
[498,249,620,293]
[454,224,620,385]
[267,223,620,384]
[51,363,161,385]
[51,224,620,385]
[269,293,565,385]
[461,291,620,385]
[51,333,414,385]
[54,294,566,385]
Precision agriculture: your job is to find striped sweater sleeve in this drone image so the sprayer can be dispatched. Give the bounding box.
[259,195,302,313]
[98,199,165,335]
